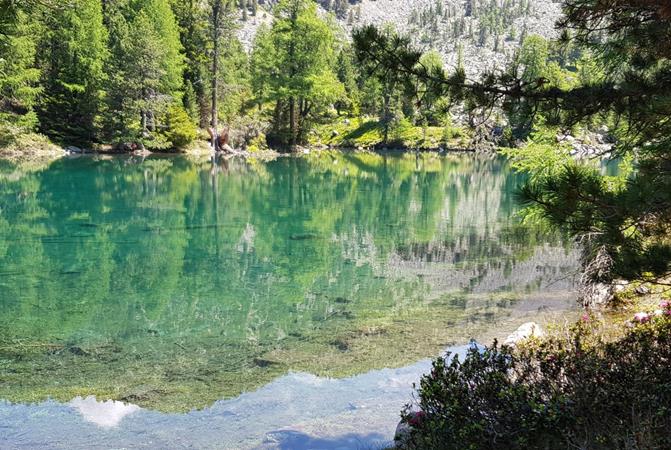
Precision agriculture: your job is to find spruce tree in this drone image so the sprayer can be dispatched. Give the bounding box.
[170,0,209,126]
[0,6,41,134]
[105,0,184,146]
[37,0,108,145]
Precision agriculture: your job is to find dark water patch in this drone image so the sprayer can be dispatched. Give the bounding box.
[289,233,319,241]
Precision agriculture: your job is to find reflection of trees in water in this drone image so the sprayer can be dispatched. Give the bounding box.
[0,153,575,351]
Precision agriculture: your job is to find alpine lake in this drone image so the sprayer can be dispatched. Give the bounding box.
[0,151,578,448]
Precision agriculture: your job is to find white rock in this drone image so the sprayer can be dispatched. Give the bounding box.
[504,322,544,346]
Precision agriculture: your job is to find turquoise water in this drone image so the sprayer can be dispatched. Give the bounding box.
[0,152,576,413]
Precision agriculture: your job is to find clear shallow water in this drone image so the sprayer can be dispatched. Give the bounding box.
[0,343,473,450]
[0,152,577,446]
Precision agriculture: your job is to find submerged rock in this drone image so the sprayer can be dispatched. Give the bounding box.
[503,322,545,347]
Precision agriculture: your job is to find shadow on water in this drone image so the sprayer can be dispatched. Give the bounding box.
[262,430,389,450]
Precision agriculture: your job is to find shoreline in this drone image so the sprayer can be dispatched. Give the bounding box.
[0,137,485,165]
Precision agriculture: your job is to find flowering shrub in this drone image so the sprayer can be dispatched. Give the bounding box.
[400,314,671,449]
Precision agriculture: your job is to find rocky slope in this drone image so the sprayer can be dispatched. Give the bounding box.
[236,0,563,77]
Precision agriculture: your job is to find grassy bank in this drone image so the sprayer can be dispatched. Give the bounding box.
[0,127,64,161]
[309,117,470,150]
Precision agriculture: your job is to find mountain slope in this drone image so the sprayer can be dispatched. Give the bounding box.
[236,0,563,77]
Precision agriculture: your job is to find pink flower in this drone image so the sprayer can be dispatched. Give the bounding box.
[581,313,590,322]
[633,312,650,323]
[660,301,670,310]
[665,309,671,316]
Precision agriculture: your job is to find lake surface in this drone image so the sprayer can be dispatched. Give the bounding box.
[0,152,577,448]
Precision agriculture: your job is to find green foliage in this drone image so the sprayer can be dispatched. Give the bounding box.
[161,103,197,149]
[217,37,250,123]
[250,0,344,147]
[501,126,573,181]
[334,45,361,116]
[404,315,671,449]
[0,7,41,131]
[441,114,464,145]
[105,0,185,144]
[37,0,108,145]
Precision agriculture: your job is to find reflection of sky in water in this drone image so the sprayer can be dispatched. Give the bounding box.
[69,396,141,428]
[0,344,482,450]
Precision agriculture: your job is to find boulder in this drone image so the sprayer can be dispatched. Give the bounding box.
[504,322,544,347]
[582,282,614,307]
[66,146,83,154]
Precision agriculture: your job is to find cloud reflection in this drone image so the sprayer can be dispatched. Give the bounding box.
[68,396,140,428]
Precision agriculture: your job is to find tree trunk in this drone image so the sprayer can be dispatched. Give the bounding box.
[382,92,390,144]
[289,96,296,149]
[211,1,222,151]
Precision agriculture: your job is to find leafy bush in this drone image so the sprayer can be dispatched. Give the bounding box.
[401,312,671,449]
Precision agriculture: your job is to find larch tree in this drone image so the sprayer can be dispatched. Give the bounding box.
[250,0,343,148]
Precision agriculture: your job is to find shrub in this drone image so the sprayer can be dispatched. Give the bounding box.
[162,104,197,150]
[401,313,671,449]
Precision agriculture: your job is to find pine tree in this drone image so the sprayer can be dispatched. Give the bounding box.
[37,0,108,145]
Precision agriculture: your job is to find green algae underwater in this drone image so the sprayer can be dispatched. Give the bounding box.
[0,152,576,412]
